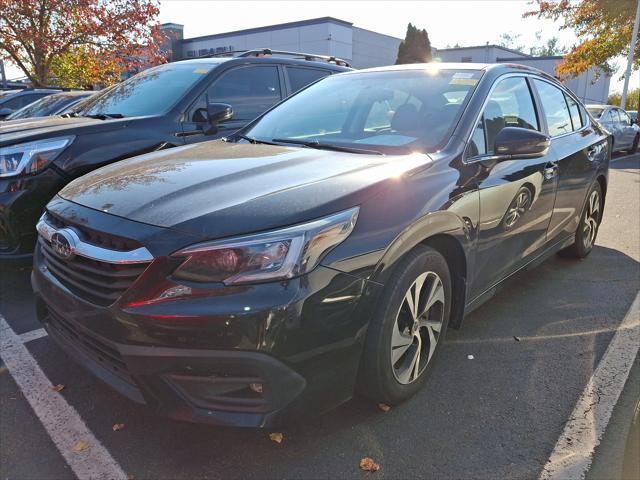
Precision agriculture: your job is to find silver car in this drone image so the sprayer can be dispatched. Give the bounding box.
[587,104,639,153]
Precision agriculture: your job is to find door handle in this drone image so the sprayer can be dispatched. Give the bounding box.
[544,162,558,180]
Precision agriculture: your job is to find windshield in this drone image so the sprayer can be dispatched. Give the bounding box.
[7,93,85,119]
[244,68,483,154]
[587,107,604,119]
[77,63,214,118]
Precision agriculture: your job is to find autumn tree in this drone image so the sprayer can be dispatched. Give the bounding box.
[396,23,433,64]
[51,46,121,89]
[0,0,167,87]
[608,88,639,109]
[524,0,638,78]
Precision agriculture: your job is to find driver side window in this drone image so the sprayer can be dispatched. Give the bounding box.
[189,65,282,123]
[468,77,539,157]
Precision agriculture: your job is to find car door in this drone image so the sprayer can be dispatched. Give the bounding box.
[531,78,606,244]
[600,109,623,150]
[181,64,284,143]
[465,75,559,297]
[616,109,636,148]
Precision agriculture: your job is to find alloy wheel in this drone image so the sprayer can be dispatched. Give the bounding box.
[391,271,445,384]
[583,189,600,249]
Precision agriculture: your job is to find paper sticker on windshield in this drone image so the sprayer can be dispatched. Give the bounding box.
[193,68,210,74]
[450,78,478,86]
[453,72,476,79]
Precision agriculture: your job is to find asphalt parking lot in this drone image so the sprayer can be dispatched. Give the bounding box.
[1,153,639,480]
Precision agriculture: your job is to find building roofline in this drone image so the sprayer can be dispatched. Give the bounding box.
[497,55,564,61]
[351,25,402,41]
[161,23,184,29]
[436,44,531,58]
[181,17,354,44]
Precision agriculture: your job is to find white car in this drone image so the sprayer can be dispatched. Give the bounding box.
[586,104,639,153]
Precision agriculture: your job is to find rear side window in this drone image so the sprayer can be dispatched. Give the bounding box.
[469,76,538,156]
[209,66,282,121]
[533,79,572,137]
[286,67,330,93]
[565,94,582,130]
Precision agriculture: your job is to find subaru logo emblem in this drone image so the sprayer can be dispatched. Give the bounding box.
[50,229,76,260]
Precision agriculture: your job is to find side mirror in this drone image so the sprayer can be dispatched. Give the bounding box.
[200,102,232,135]
[494,127,550,159]
[0,107,14,119]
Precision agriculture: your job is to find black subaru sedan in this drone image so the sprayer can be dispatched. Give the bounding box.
[32,63,610,427]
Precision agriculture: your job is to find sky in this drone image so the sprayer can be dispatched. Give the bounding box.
[4,0,637,93]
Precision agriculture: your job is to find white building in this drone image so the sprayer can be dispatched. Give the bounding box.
[434,45,610,104]
[160,22,610,104]
[163,17,402,69]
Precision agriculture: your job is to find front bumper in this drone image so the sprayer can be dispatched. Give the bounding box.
[0,168,65,258]
[32,240,380,427]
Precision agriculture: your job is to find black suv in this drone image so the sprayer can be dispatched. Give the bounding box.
[0,88,61,119]
[0,50,350,259]
[33,63,610,427]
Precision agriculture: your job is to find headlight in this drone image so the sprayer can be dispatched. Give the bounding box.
[172,207,359,284]
[0,136,74,178]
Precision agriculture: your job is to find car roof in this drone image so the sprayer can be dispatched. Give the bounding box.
[173,55,349,72]
[586,104,610,109]
[339,61,557,79]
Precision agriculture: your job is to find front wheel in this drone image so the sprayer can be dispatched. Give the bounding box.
[357,245,451,405]
[559,182,603,259]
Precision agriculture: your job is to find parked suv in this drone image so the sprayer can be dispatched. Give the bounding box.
[586,104,639,153]
[0,50,350,259]
[32,63,610,427]
[0,88,60,119]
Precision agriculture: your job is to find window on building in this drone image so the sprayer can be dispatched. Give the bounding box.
[461,57,472,63]
[469,76,539,156]
[532,79,572,137]
[286,67,330,93]
[186,50,195,58]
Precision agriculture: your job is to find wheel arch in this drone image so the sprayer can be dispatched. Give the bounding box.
[369,211,472,330]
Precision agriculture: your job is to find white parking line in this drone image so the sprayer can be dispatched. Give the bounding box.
[539,292,640,480]
[19,327,48,343]
[0,315,128,480]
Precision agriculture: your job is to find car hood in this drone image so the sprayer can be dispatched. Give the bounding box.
[59,140,433,240]
[0,115,145,145]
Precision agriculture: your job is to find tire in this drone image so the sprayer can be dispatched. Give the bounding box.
[558,181,603,259]
[357,245,452,405]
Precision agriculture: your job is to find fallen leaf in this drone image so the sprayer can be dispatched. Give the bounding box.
[269,432,283,444]
[51,384,65,392]
[359,457,380,472]
[377,403,391,412]
[112,423,125,432]
[72,441,89,453]
[513,336,521,342]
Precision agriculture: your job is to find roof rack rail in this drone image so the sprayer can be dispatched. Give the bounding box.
[201,48,351,67]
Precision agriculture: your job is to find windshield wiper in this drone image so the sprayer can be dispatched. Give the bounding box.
[231,134,278,145]
[272,138,382,155]
[84,113,124,120]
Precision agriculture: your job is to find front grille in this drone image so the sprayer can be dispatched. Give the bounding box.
[46,307,134,385]
[45,211,142,251]
[39,237,149,307]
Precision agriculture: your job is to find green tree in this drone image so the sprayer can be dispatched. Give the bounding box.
[608,89,639,110]
[395,23,432,64]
